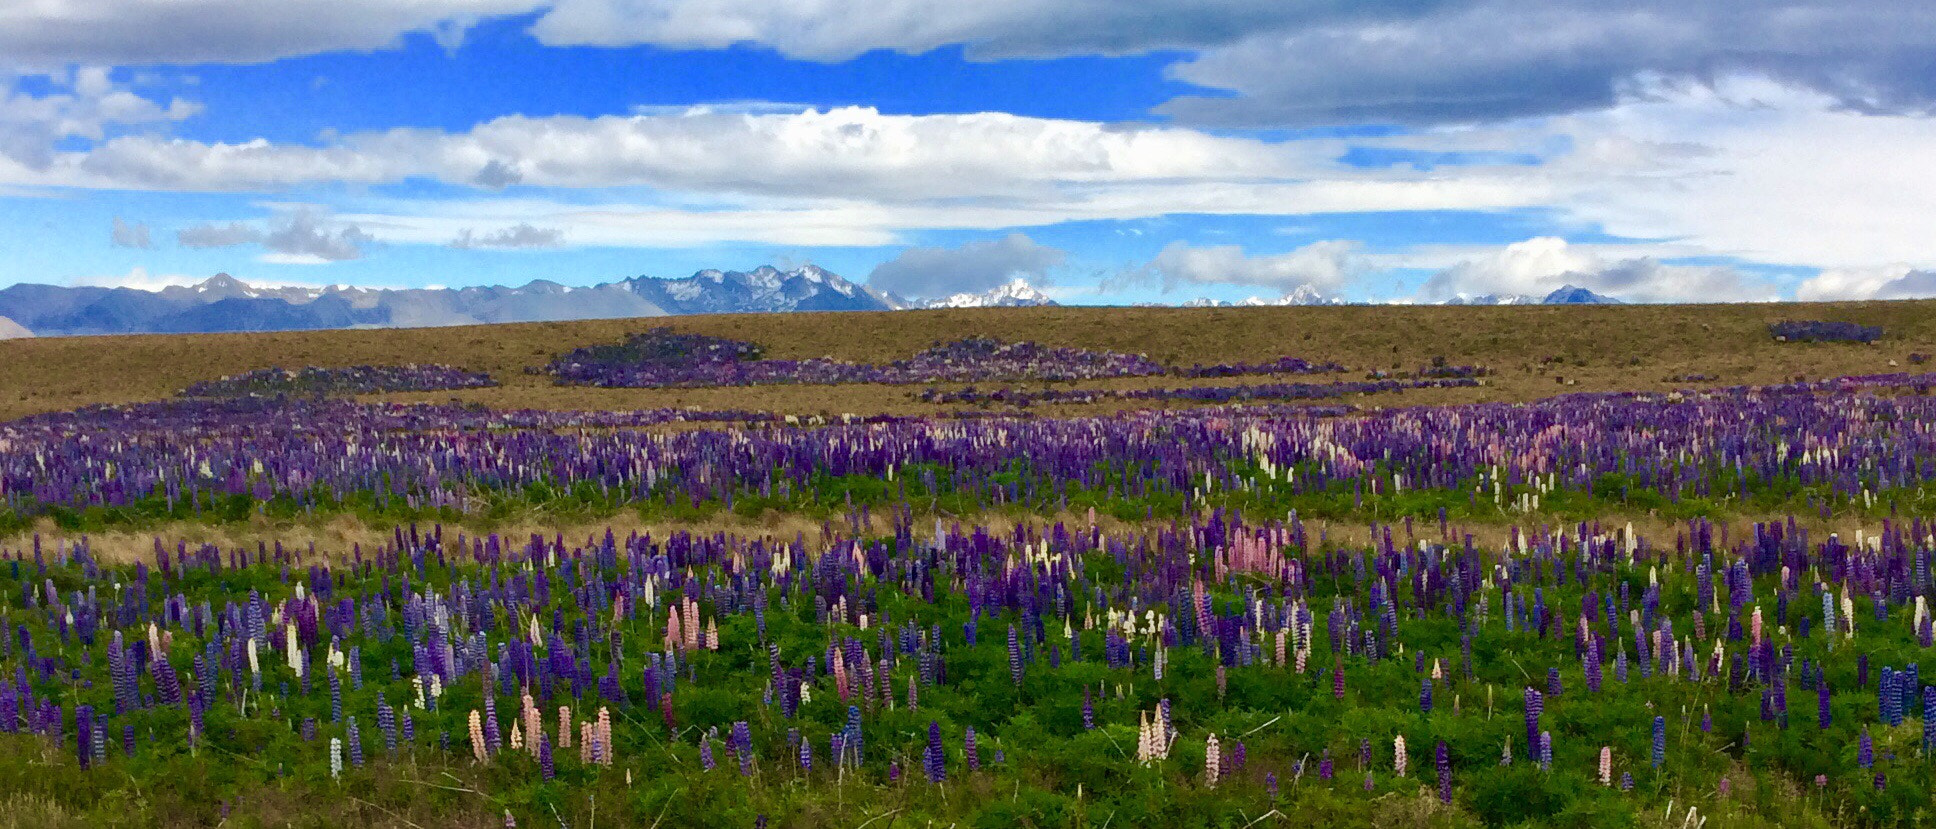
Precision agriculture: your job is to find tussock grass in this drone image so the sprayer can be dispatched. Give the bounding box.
[0,301,1928,420]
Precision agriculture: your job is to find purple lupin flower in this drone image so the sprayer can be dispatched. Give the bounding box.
[1859,728,1873,769]
[1818,677,1832,730]
[1420,678,1433,713]
[1524,688,1543,754]
[733,721,754,776]
[346,716,363,767]
[1319,749,1333,780]
[965,726,980,772]
[1082,688,1094,730]
[75,705,92,771]
[538,734,554,781]
[798,735,812,772]
[923,721,946,783]
[1651,716,1665,768]
[1436,740,1451,805]
[1923,686,1936,754]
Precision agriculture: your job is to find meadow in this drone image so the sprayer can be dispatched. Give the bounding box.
[2,304,1935,828]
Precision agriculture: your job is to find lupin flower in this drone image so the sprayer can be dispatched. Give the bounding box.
[1651,716,1666,768]
[1436,740,1451,805]
[1393,735,1407,777]
[923,721,946,783]
[347,716,364,767]
[469,710,488,762]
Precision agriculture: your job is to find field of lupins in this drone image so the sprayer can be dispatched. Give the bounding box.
[7,329,1936,827]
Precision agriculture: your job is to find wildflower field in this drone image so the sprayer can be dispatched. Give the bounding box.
[4,304,1936,828]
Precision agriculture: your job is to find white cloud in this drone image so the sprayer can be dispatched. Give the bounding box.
[176,208,372,261]
[449,222,564,249]
[1416,236,1778,303]
[23,106,1541,249]
[1797,265,1936,301]
[23,107,1316,197]
[867,233,1064,298]
[1132,240,1366,293]
[0,67,200,168]
[0,0,538,68]
[524,0,1297,60]
[1531,76,1936,271]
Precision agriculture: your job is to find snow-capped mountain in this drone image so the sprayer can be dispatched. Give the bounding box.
[1441,292,1541,306]
[1177,285,1349,307]
[1443,284,1623,305]
[622,264,897,314]
[0,266,907,336]
[1541,284,1623,304]
[913,279,1057,309]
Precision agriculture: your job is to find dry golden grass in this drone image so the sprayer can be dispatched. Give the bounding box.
[0,300,1930,420]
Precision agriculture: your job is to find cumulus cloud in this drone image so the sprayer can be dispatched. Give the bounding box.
[175,209,372,262]
[523,0,1936,127]
[7,0,1936,135]
[449,223,564,249]
[263,210,372,261]
[1417,237,1778,303]
[0,0,537,68]
[1532,76,1936,270]
[1131,240,1366,294]
[32,107,1305,197]
[1796,265,1936,301]
[0,67,200,168]
[110,216,150,248]
[867,233,1064,298]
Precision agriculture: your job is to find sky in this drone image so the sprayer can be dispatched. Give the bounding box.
[3,1,1936,305]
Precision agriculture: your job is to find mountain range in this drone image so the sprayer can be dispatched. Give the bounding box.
[0,267,1059,338]
[1165,284,1622,308]
[0,270,1621,338]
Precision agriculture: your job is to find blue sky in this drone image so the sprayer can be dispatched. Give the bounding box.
[3,1,1936,304]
